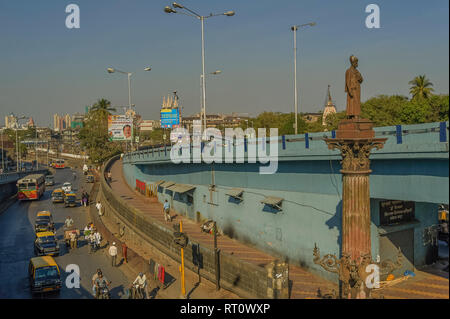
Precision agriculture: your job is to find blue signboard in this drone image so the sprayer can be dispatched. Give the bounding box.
[160,108,180,128]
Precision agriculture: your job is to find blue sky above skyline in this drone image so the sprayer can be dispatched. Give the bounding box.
[0,0,448,127]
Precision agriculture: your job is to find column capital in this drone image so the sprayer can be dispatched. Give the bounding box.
[324,138,387,173]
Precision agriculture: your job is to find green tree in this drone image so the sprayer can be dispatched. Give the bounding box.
[409,75,434,100]
[78,99,121,164]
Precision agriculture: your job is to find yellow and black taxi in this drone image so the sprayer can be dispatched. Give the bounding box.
[51,188,65,203]
[64,192,77,207]
[34,231,60,256]
[34,211,55,233]
[86,174,94,183]
[28,256,62,295]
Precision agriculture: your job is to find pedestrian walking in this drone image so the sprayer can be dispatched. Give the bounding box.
[107,171,112,184]
[69,231,77,249]
[163,200,171,222]
[94,230,102,251]
[96,201,103,216]
[122,242,128,264]
[109,242,118,267]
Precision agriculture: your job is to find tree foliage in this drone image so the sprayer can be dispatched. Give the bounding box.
[409,75,434,100]
[78,99,122,164]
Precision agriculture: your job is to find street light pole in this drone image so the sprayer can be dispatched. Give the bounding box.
[164,3,234,133]
[291,22,316,135]
[292,25,298,135]
[201,16,206,131]
[1,129,4,172]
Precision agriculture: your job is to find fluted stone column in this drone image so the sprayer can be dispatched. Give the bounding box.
[324,137,386,261]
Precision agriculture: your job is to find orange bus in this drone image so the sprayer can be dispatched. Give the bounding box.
[17,174,46,201]
[54,159,65,169]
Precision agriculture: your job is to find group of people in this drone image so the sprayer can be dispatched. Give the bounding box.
[84,223,102,253]
[81,190,90,207]
[91,268,150,299]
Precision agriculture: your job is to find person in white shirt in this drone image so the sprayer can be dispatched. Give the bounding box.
[132,272,149,299]
[109,242,118,267]
[94,230,102,250]
[96,201,103,216]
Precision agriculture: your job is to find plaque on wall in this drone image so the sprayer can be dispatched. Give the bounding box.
[380,200,415,226]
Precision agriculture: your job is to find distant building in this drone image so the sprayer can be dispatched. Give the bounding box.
[71,113,85,129]
[139,120,159,132]
[182,112,249,130]
[4,115,17,129]
[322,85,337,126]
[302,113,322,123]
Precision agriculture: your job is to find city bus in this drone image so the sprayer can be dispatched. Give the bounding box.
[54,159,65,169]
[17,174,46,201]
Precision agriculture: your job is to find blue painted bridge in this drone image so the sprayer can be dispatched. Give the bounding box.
[122,122,449,280]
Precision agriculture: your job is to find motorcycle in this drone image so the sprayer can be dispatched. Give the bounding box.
[96,286,110,299]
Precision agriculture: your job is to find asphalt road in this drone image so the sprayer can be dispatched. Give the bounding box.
[0,168,131,299]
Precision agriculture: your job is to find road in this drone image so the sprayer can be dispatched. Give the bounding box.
[0,167,131,299]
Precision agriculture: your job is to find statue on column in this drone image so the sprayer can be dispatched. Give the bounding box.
[345,55,363,119]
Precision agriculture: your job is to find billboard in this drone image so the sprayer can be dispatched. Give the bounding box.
[108,115,133,141]
[160,108,180,128]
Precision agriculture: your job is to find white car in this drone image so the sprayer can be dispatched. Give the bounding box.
[62,182,72,193]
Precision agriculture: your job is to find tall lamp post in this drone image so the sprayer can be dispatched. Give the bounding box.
[291,22,315,135]
[200,70,222,129]
[1,128,4,172]
[11,114,27,172]
[164,2,235,132]
[107,67,135,151]
[107,67,133,111]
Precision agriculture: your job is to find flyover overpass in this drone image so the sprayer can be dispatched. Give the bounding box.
[120,122,448,281]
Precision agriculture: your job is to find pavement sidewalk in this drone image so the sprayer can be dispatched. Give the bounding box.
[105,160,449,299]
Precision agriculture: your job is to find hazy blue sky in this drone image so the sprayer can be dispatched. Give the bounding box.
[0,0,448,127]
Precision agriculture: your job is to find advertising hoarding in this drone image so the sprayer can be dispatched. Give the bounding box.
[108,115,133,141]
[160,108,180,128]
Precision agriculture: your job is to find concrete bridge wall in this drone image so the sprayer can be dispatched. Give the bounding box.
[122,122,448,280]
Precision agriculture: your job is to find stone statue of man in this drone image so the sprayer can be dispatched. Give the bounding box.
[345,55,363,119]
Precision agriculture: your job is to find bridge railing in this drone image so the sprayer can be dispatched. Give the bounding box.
[0,169,50,185]
[123,121,449,164]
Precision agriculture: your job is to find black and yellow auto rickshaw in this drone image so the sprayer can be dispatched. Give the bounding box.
[28,256,62,295]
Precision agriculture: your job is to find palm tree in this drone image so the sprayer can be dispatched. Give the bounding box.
[409,75,434,100]
[90,98,116,115]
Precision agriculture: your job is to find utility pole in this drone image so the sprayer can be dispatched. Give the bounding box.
[213,221,220,290]
[179,220,186,298]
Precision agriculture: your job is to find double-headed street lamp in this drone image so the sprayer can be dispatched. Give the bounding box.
[164,2,235,132]
[107,66,152,151]
[291,22,316,135]
[107,67,133,111]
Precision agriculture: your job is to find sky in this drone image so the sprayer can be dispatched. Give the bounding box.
[0,0,448,127]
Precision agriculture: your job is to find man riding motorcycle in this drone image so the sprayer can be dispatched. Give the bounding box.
[94,271,111,299]
[131,272,148,299]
